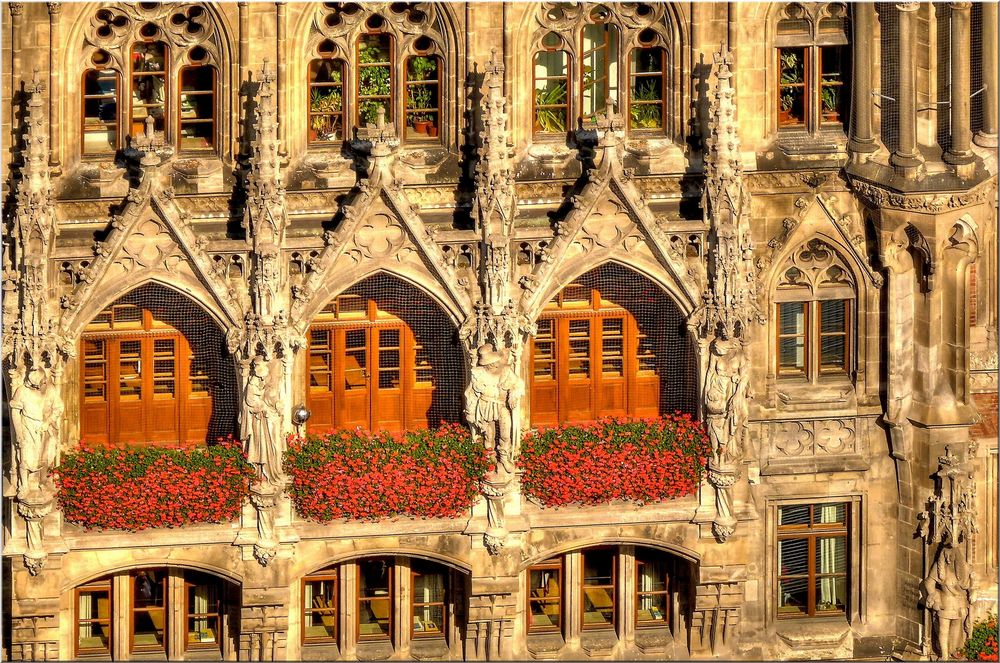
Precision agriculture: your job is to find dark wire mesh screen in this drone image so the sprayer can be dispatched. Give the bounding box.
[876,3,900,154]
[562,263,698,418]
[79,283,238,445]
[936,3,952,154]
[307,273,464,433]
[971,3,984,136]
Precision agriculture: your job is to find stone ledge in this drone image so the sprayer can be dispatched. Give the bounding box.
[634,626,673,654]
[411,637,450,661]
[300,643,340,661]
[775,619,851,650]
[356,640,394,661]
[580,629,618,657]
[761,454,870,476]
[526,632,565,660]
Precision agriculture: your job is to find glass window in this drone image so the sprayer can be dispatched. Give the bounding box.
[533,33,569,134]
[411,561,446,638]
[357,32,393,127]
[309,51,345,145]
[819,299,849,372]
[185,573,221,651]
[132,568,167,653]
[629,41,665,131]
[635,551,669,627]
[581,548,615,630]
[777,47,807,128]
[130,36,168,137]
[580,13,619,121]
[76,580,112,656]
[358,559,392,640]
[777,302,807,375]
[303,570,338,644]
[777,503,849,619]
[83,61,119,155]
[527,562,562,633]
[405,53,441,142]
[819,46,846,125]
[179,64,216,150]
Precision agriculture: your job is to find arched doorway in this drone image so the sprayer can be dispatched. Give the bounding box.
[529,263,697,426]
[306,274,463,433]
[79,284,237,446]
[73,566,240,659]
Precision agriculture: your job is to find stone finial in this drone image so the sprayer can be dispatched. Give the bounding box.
[133,115,166,168]
[248,61,283,208]
[475,48,515,238]
[704,44,742,185]
[20,70,51,202]
[359,105,399,157]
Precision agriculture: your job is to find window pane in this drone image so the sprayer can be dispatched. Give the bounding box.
[778,504,811,527]
[820,336,845,369]
[779,337,805,371]
[187,582,218,646]
[815,575,848,613]
[814,503,846,525]
[636,552,668,625]
[412,563,445,637]
[778,47,806,127]
[582,549,615,628]
[778,538,808,576]
[310,59,344,144]
[820,46,847,124]
[820,300,846,333]
[358,560,391,638]
[77,588,111,653]
[304,577,337,641]
[779,302,806,335]
[534,48,568,133]
[528,565,561,631]
[581,23,619,119]
[778,576,809,616]
[133,570,166,651]
[816,536,847,575]
[358,34,392,126]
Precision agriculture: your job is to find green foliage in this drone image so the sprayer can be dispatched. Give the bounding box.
[961,613,999,661]
[821,84,840,113]
[409,55,437,81]
[534,81,568,133]
[779,52,802,84]
[629,80,663,129]
[358,38,388,65]
[359,100,384,126]
[310,88,342,114]
[359,65,391,97]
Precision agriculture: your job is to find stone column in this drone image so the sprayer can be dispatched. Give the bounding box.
[848,2,877,156]
[890,2,922,178]
[973,1,998,147]
[275,1,287,156]
[943,2,975,167]
[9,3,23,102]
[46,2,60,170]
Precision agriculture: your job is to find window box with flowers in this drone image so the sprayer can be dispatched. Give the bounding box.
[961,613,999,662]
[54,438,254,531]
[519,415,710,508]
[284,424,490,523]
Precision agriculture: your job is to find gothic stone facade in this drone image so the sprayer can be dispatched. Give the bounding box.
[2,2,998,661]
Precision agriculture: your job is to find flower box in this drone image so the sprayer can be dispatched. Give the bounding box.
[962,613,999,661]
[55,438,254,531]
[519,415,710,508]
[284,424,489,523]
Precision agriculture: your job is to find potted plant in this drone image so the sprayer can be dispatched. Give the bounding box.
[533,81,568,133]
[310,88,342,142]
[629,80,662,130]
[409,55,437,81]
[778,52,801,125]
[821,84,840,123]
[408,84,433,134]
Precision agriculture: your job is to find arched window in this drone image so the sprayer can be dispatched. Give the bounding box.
[302,557,459,656]
[130,30,168,137]
[306,275,462,434]
[178,46,216,151]
[79,285,237,446]
[74,568,238,658]
[773,239,856,380]
[310,3,448,145]
[308,40,346,145]
[534,33,570,134]
[525,545,692,649]
[775,3,850,132]
[82,50,120,155]
[532,2,672,137]
[529,264,696,427]
[356,21,394,127]
[80,5,224,156]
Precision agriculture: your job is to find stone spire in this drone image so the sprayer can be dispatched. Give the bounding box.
[247,60,284,226]
[358,106,399,187]
[474,48,515,244]
[591,97,627,174]
[692,45,759,543]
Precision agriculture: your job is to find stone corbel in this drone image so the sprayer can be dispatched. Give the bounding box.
[16,492,54,576]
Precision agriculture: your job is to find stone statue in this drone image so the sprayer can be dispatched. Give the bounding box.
[924,546,975,660]
[9,366,60,499]
[465,343,517,474]
[703,336,747,464]
[241,356,284,485]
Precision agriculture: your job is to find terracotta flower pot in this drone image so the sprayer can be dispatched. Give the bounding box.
[427,124,439,138]
[413,120,430,135]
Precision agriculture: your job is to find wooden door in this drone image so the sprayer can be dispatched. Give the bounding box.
[339,327,370,430]
[530,318,559,427]
[562,318,594,422]
[595,316,627,416]
[147,337,179,445]
[81,338,111,444]
[372,326,404,432]
[307,328,336,431]
[115,339,145,444]
[183,339,214,444]
[631,321,660,417]
[407,331,433,430]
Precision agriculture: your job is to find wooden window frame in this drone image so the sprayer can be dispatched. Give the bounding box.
[82,68,121,156]
[129,39,169,141]
[308,57,346,147]
[818,45,847,126]
[580,548,617,632]
[356,559,394,643]
[527,560,564,634]
[129,569,168,655]
[75,579,113,658]
[532,38,570,136]
[626,45,667,135]
[775,15,850,134]
[579,20,617,123]
[302,568,339,646]
[410,562,448,640]
[184,574,222,653]
[776,46,809,129]
[776,503,850,619]
[775,298,853,380]
[634,553,670,629]
[177,64,217,154]
[355,31,395,129]
[403,54,442,144]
